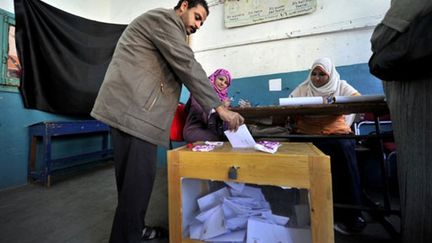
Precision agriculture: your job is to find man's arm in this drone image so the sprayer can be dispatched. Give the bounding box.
[149,10,244,130]
[149,11,221,112]
[382,0,432,33]
[372,1,432,53]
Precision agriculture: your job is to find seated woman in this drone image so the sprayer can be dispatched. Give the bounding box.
[183,68,232,143]
[289,57,365,235]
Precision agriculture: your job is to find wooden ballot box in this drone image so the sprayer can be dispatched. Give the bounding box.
[167,142,334,243]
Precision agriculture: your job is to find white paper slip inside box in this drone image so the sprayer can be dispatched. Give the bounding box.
[224,124,256,148]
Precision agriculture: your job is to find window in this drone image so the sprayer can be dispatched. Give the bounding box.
[1,9,20,92]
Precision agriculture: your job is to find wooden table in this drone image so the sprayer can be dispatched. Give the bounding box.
[232,101,400,238]
[168,142,333,243]
[231,101,389,118]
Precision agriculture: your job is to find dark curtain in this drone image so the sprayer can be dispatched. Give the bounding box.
[14,0,127,115]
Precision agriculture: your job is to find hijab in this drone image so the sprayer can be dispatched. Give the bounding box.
[208,68,232,101]
[305,57,343,97]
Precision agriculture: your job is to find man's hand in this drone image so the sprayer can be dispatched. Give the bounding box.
[222,98,231,108]
[216,105,244,131]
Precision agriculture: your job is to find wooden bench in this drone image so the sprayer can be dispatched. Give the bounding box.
[28,120,113,186]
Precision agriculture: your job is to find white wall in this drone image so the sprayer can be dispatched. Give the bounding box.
[0,1,14,13]
[108,1,172,24]
[42,0,111,22]
[106,0,391,78]
[191,0,391,78]
[2,0,392,78]
[1,0,111,22]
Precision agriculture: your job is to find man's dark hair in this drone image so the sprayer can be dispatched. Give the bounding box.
[174,0,209,16]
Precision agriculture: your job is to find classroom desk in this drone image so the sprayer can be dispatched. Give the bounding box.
[231,101,389,120]
[232,101,400,237]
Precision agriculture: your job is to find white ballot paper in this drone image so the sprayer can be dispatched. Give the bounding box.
[224,124,256,148]
[247,218,293,243]
[197,187,230,212]
[208,229,246,242]
[201,205,229,240]
[186,183,295,242]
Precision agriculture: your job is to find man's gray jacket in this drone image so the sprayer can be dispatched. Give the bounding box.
[91,8,221,147]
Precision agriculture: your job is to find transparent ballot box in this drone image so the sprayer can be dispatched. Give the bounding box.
[167,142,333,243]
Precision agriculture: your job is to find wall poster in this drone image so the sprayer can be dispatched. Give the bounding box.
[224,0,317,28]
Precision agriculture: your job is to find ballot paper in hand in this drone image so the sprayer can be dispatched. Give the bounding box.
[224,124,256,148]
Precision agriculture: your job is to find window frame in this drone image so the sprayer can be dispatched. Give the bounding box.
[0,8,19,92]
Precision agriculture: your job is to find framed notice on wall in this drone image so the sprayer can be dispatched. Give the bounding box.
[224,0,317,28]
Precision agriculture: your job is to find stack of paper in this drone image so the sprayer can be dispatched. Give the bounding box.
[185,182,310,242]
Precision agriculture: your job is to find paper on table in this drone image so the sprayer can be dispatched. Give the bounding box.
[224,124,256,148]
[279,96,324,106]
[331,95,385,103]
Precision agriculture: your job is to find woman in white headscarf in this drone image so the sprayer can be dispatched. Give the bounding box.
[289,58,364,235]
[290,57,360,134]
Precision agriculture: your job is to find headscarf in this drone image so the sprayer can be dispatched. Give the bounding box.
[305,57,342,97]
[290,57,358,98]
[208,68,232,101]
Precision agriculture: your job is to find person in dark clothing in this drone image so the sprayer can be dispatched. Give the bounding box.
[370,1,432,242]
